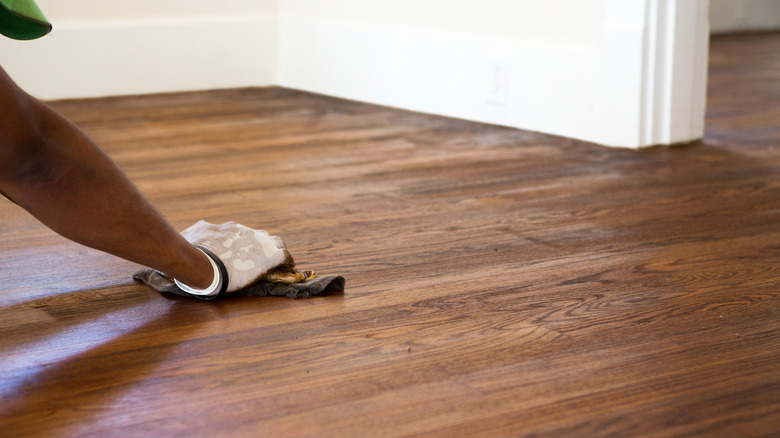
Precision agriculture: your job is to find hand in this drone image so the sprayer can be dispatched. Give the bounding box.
[181,220,289,293]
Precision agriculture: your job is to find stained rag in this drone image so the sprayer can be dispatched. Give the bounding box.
[134,269,345,300]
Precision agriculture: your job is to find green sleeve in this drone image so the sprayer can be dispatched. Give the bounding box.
[0,0,52,40]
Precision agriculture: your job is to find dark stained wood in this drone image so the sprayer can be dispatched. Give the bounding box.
[1,32,779,437]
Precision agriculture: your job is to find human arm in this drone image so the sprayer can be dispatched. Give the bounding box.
[0,65,215,290]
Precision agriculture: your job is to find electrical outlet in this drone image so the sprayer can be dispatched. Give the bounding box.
[487,60,509,106]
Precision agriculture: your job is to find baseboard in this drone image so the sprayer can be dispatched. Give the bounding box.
[710,0,780,34]
[0,15,278,100]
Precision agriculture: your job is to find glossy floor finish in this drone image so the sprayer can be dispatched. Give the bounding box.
[1,33,779,437]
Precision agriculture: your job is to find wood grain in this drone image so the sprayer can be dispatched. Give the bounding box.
[1,32,779,437]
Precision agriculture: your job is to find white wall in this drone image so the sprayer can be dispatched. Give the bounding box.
[0,0,278,99]
[278,0,709,148]
[0,0,711,149]
[278,0,607,145]
[279,0,604,48]
[710,0,780,33]
[36,0,278,20]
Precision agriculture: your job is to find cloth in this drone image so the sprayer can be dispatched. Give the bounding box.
[134,269,345,299]
[135,220,345,300]
[181,220,294,293]
[0,0,51,40]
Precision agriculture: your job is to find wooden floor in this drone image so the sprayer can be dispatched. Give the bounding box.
[1,32,779,437]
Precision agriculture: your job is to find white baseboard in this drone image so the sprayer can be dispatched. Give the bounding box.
[278,16,604,146]
[0,15,278,100]
[710,0,780,33]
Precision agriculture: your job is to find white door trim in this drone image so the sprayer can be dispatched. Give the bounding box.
[601,0,710,148]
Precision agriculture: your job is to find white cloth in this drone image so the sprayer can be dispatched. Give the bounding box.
[180,220,288,293]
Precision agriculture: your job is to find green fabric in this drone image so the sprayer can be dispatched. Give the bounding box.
[0,0,51,40]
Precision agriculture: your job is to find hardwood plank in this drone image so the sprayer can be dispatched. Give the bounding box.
[1,32,779,437]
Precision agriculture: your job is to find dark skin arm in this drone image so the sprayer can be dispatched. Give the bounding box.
[0,65,213,290]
